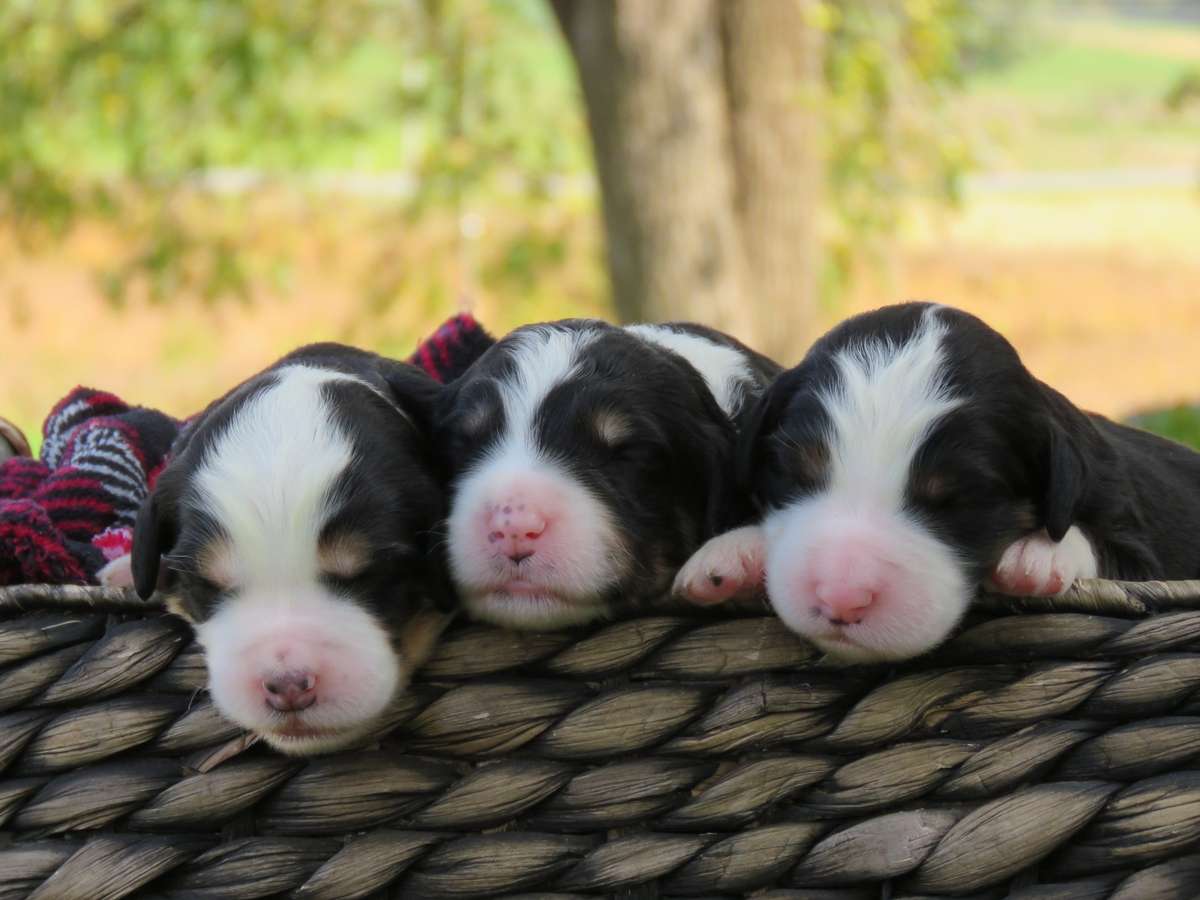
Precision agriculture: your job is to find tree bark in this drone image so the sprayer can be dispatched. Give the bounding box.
[550,0,753,337]
[551,0,823,356]
[721,0,823,364]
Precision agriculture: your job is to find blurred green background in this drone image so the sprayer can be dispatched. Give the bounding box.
[1,0,1199,452]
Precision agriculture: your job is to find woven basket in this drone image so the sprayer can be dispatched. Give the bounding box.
[2,580,1200,899]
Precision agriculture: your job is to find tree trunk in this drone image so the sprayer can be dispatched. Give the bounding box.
[551,0,823,358]
[550,0,752,337]
[721,0,823,365]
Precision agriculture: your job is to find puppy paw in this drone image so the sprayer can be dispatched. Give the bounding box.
[96,554,135,589]
[673,526,766,605]
[988,526,1098,597]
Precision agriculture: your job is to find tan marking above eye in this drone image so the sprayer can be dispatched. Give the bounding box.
[915,473,952,503]
[318,533,372,579]
[164,594,197,624]
[593,409,633,447]
[197,538,238,591]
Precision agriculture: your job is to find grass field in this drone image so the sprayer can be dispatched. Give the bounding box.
[2,12,1200,453]
[966,16,1200,170]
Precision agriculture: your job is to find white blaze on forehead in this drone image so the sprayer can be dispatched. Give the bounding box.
[191,364,363,585]
[470,323,610,526]
[496,325,599,457]
[819,308,962,509]
[625,324,752,417]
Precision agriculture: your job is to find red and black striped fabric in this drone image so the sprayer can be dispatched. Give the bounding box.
[0,314,493,585]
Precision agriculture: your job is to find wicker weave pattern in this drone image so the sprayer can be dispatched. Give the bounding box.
[2,580,1200,898]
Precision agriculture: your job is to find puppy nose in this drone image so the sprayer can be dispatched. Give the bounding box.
[262,671,317,712]
[487,500,547,562]
[813,582,877,625]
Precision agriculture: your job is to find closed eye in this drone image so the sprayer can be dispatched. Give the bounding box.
[321,543,415,590]
[770,431,829,488]
[911,473,955,508]
[909,469,1007,511]
[606,434,667,468]
[163,554,226,596]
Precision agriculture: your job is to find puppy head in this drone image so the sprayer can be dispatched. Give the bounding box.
[133,346,450,754]
[742,303,1088,662]
[437,320,753,629]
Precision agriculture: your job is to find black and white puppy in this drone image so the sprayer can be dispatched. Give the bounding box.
[132,343,452,755]
[679,302,1200,661]
[436,319,780,629]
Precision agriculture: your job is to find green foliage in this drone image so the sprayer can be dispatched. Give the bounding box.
[0,0,586,303]
[977,43,1191,101]
[1166,66,1200,112]
[819,0,981,297]
[1129,405,1200,450]
[0,0,1019,308]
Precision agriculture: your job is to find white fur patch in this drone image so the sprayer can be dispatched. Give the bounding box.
[673,525,766,605]
[191,365,362,587]
[97,554,133,589]
[626,324,753,417]
[988,525,1098,596]
[762,308,973,661]
[763,498,970,662]
[446,450,628,628]
[196,584,401,755]
[498,326,600,450]
[818,310,962,510]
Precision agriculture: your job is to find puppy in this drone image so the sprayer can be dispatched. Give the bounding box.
[436,319,780,629]
[132,343,453,754]
[679,302,1200,661]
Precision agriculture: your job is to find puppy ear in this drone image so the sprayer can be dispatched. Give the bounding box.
[377,360,443,434]
[699,417,742,537]
[734,375,790,501]
[132,474,181,600]
[1041,417,1087,542]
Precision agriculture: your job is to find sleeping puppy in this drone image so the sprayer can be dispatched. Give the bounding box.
[132,343,453,754]
[679,302,1200,661]
[436,319,780,629]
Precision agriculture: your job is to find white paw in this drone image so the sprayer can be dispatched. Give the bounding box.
[97,554,135,589]
[673,526,766,605]
[988,526,1098,597]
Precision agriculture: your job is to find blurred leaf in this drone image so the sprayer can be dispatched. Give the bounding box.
[0,0,1014,308]
[1128,405,1200,451]
[1165,67,1200,113]
[0,0,574,302]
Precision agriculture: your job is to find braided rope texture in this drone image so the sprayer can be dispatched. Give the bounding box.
[2,578,1200,898]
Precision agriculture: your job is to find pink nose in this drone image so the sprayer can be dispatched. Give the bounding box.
[487,500,548,563]
[813,582,877,625]
[262,671,317,712]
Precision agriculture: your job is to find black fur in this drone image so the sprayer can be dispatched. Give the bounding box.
[131,343,454,624]
[437,319,781,611]
[741,302,1200,585]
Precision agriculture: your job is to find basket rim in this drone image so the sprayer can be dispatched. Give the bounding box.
[2,577,1200,617]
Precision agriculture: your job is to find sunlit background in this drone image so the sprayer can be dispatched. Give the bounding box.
[2,0,1199,451]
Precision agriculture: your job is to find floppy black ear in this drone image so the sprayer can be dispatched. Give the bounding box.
[698,416,743,537]
[1041,417,1087,542]
[377,360,443,435]
[131,476,181,600]
[733,375,791,502]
